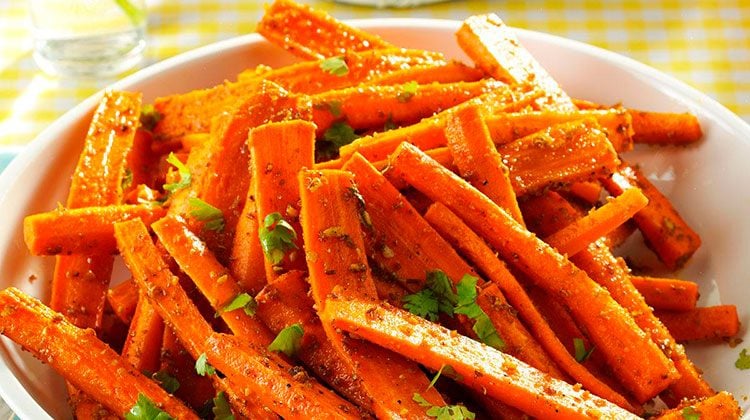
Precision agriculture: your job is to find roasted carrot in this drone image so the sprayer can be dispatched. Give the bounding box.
[121,296,164,374]
[445,104,524,223]
[656,306,740,342]
[655,391,740,420]
[603,164,702,269]
[248,120,314,281]
[323,298,639,419]
[159,329,217,412]
[456,14,576,111]
[365,61,484,85]
[630,110,703,145]
[24,204,166,256]
[630,276,700,312]
[258,0,394,60]
[565,181,604,205]
[423,202,634,410]
[544,187,648,256]
[602,219,637,249]
[485,109,634,152]
[107,279,139,324]
[0,287,197,419]
[256,270,375,412]
[299,168,446,417]
[312,79,505,136]
[389,143,676,403]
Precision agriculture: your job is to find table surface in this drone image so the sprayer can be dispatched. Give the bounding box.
[1,0,749,417]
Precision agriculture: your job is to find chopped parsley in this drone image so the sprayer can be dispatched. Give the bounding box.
[735,348,750,370]
[397,81,419,103]
[413,393,475,420]
[163,153,191,193]
[152,371,180,394]
[427,364,462,390]
[573,338,595,363]
[403,289,440,321]
[188,198,225,232]
[212,391,235,420]
[319,56,349,76]
[323,121,360,148]
[259,212,298,265]
[681,406,701,420]
[125,393,173,420]
[195,353,215,376]
[139,104,163,131]
[453,275,505,351]
[219,292,257,317]
[268,323,304,357]
[315,100,342,118]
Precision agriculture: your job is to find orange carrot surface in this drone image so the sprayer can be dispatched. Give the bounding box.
[630,110,703,145]
[656,391,740,420]
[630,276,700,312]
[107,279,139,324]
[121,297,164,373]
[656,306,740,342]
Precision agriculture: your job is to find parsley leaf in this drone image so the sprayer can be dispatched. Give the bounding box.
[220,292,257,317]
[259,212,298,265]
[454,275,505,350]
[735,348,750,370]
[412,393,475,420]
[426,270,458,316]
[403,270,456,321]
[397,81,419,103]
[212,391,235,420]
[681,406,701,420]
[319,56,349,76]
[268,323,304,357]
[323,121,360,148]
[472,313,505,351]
[403,289,440,321]
[573,338,595,362]
[427,364,461,389]
[139,104,163,131]
[152,371,180,394]
[195,353,215,376]
[125,394,173,420]
[163,153,191,193]
[188,198,225,231]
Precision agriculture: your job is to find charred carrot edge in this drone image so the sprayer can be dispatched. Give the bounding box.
[159,328,218,412]
[389,143,676,403]
[630,276,700,312]
[256,270,375,412]
[655,306,740,342]
[257,0,393,60]
[523,191,713,404]
[249,120,315,280]
[423,202,634,410]
[312,79,505,136]
[656,391,740,420]
[456,14,576,111]
[343,153,475,288]
[298,168,446,417]
[106,279,139,324]
[602,164,702,269]
[446,104,524,223]
[630,110,703,145]
[151,215,276,350]
[485,109,634,152]
[323,298,639,419]
[121,296,164,373]
[365,61,485,85]
[544,187,648,256]
[24,204,166,256]
[0,287,197,419]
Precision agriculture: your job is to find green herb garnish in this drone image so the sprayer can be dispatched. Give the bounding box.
[212,391,235,420]
[319,56,349,76]
[323,121,360,148]
[163,153,191,193]
[188,197,224,231]
[735,348,750,370]
[259,212,298,265]
[397,81,419,103]
[152,371,180,394]
[125,393,173,420]
[573,338,595,363]
[413,393,475,420]
[219,292,257,317]
[268,323,304,357]
[195,353,215,376]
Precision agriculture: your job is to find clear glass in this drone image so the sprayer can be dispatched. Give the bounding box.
[29,0,147,77]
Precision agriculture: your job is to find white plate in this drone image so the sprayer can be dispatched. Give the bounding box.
[1,19,748,419]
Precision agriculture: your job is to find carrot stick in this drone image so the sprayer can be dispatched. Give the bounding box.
[322,298,639,419]
[456,14,576,111]
[544,187,648,256]
[312,79,505,136]
[389,142,676,403]
[24,204,166,256]
[630,276,700,312]
[423,202,634,410]
[602,164,702,269]
[299,168,446,417]
[256,270,375,412]
[446,104,524,223]
[602,220,637,249]
[159,329,217,412]
[151,215,276,350]
[655,306,740,342]
[0,287,197,419]
[121,296,164,373]
[343,153,475,288]
[565,181,604,205]
[655,391,740,420]
[248,120,314,281]
[485,109,634,152]
[630,110,703,145]
[106,279,139,324]
[257,0,394,60]
[365,61,484,85]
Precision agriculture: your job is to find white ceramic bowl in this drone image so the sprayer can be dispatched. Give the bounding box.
[1,19,748,419]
